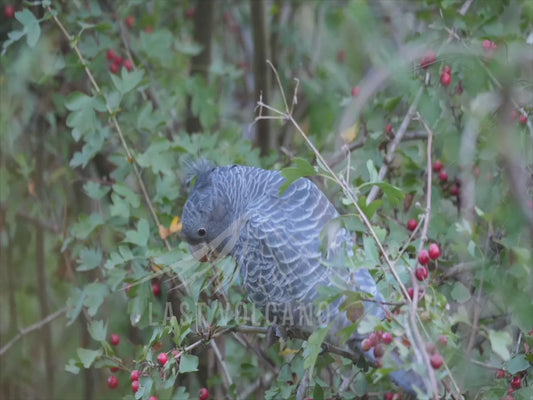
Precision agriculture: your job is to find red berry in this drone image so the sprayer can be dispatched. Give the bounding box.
[385,124,393,134]
[123,59,133,71]
[4,5,15,19]
[428,243,441,260]
[373,343,386,358]
[495,369,506,379]
[482,39,492,50]
[110,63,119,74]
[361,338,373,351]
[384,393,394,400]
[511,376,521,389]
[152,283,161,297]
[415,266,428,281]
[407,219,418,231]
[131,380,140,393]
[382,332,393,345]
[421,51,436,68]
[125,15,135,28]
[439,170,449,182]
[438,335,448,347]
[198,387,210,400]
[449,185,459,196]
[407,287,415,299]
[430,352,444,369]
[519,114,527,124]
[505,395,514,400]
[185,7,196,19]
[114,55,123,66]
[107,375,119,389]
[157,352,168,366]
[351,86,360,97]
[433,160,443,173]
[110,366,119,372]
[149,397,159,400]
[130,369,140,381]
[106,49,116,61]
[440,72,451,86]
[418,250,430,266]
[442,65,451,74]
[110,333,120,346]
[368,331,379,346]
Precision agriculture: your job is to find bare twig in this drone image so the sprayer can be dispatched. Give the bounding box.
[366,85,425,205]
[0,307,67,357]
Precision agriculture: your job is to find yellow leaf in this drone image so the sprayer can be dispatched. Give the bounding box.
[169,216,182,233]
[280,348,299,356]
[340,122,359,143]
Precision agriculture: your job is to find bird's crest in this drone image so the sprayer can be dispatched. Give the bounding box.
[184,158,215,188]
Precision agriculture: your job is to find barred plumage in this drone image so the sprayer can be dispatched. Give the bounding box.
[181,164,428,396]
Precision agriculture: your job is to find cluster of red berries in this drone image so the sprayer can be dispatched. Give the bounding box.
[130,369,141,393]
[351,86,360,97]
[361,330,395,360]
[415,243,440,281]
[106,49,133,74]
[433,160,462,200]
[496,369,526,399]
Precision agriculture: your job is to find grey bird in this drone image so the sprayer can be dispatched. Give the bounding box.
[181,162,429,397]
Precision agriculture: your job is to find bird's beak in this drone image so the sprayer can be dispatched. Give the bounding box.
[189,243,212,262]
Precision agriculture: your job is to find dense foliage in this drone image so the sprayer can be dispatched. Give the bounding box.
[1,1,532,399]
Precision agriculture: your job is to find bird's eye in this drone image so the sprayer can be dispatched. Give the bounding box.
[198,228,207,237]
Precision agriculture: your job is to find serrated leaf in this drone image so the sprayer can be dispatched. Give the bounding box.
[83,181,110,199]
[489,330,512,361]
[71,213,104,239]
[280,158,316,195]
[66,287,86,326]
[77,348,102,368]
[111,69,144,95]
[506,355,529,374]
[124,219,150,247]
[83,283,109,316]
[179,354,199,373]
[77,247,102,271]
[15,9,40,47]
[88,320,107,342]
[450,281,471,303]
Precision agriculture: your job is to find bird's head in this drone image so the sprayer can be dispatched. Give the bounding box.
[181,163,237,261]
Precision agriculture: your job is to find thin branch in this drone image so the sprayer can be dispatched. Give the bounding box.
[0,307,67,357]
[366,85,425,205]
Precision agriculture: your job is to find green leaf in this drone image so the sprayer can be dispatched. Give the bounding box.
[506,355,530,375]
[87,320,107,342]
[71,213,104,239]
[280,158,316,195]
[83,283,109,316]
[77,348,102,368]
[136,139,174,174]
[111,69,144,95]
[179,354,199,373]
[450,282,471,303]
[366,159,380,182]
[83,181,110,199]
[15,9,41,47]
[124,219,150,247]
[489,329,512,361]
[66,287,86,326]
[303,326,330,378]
[77,247,102,271]
[65,359,81,374]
